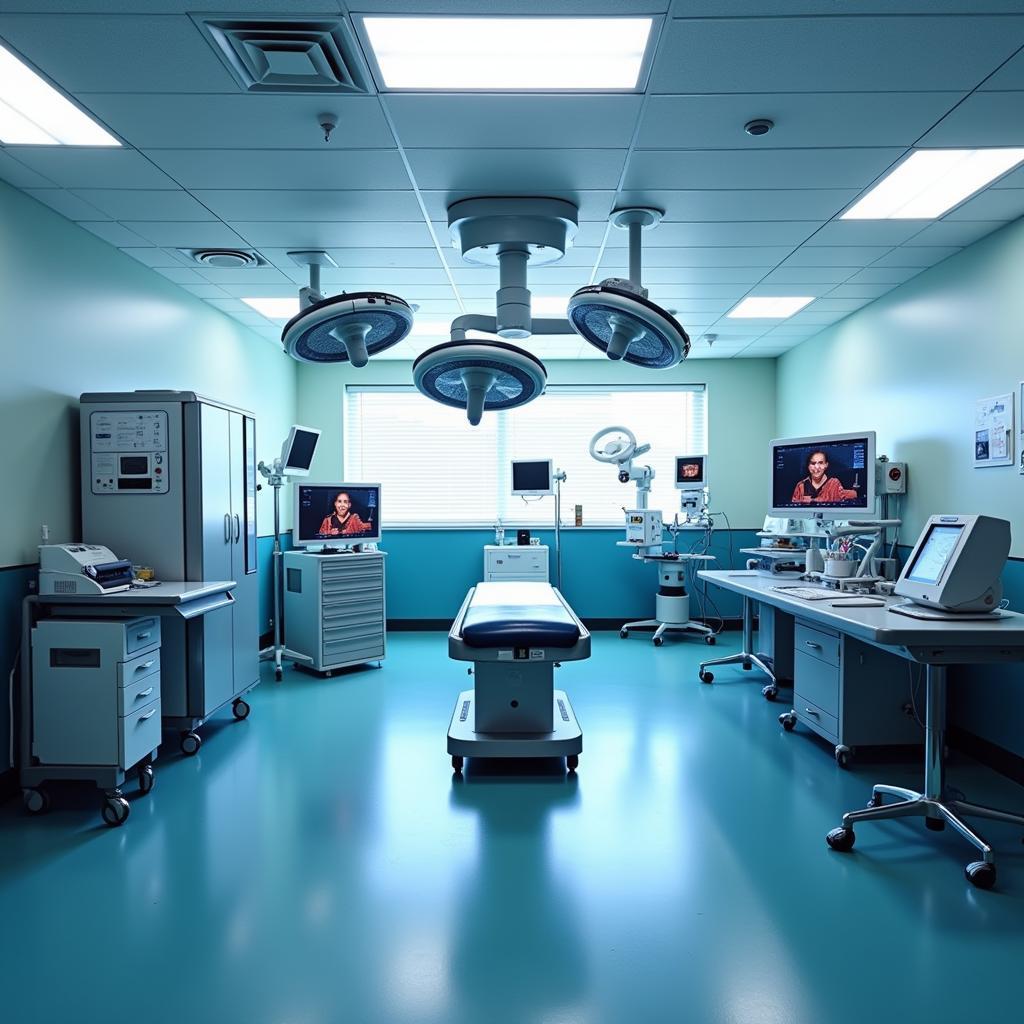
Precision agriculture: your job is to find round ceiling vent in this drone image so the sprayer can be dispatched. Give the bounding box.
[193,249,260,269]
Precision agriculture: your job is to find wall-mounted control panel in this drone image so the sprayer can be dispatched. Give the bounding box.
[88,410,169,494]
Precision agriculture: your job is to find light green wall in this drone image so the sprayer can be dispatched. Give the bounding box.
[0,179,299,566]
[778,217,1024,557]
[297,356,777,529]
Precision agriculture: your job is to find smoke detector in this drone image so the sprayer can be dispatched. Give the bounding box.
[191,249,261,269]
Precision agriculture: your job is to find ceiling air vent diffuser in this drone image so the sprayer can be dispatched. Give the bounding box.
[196,18,371,94]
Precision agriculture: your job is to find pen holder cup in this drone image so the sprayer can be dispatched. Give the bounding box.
[823,558,857,579]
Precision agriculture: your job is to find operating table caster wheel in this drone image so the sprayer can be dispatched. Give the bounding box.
[138,764,154,795]
[965,861,996,890]
[653,636,664,647]
[619,629,628,639]
[451,755,464,773]
[232,698,251,720]
[826,826,855,852]
[23,788,50,815]
[762,684,778,701]
[698,669,713,684]
[566,754,579,772]
[705,635,717,645]
[180,731,202,756]
[834,745,852,769]
[101,791,130,828]
[779,712,796,731]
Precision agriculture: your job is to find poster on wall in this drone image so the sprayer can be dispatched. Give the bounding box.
[974,392,1014,468]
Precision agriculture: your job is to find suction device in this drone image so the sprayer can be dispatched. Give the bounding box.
[413,340,547,427]
[568,209,690,368]
[281,251,413,366]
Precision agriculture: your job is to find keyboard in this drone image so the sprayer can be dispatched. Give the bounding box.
[770,586,837,601]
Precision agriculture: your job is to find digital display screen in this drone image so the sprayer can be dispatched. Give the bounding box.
[296,485,380,543]
[675,456,705,486]
[511,461,552,493]
[119,456,148,474]
[772,437,870,511]
[118,477,152,489]
[907,525,963,585]
[284,429,318,472]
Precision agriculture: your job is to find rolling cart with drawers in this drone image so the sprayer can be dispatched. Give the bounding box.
[283,550,387,674]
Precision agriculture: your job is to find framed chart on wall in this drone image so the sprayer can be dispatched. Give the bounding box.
[974,392,1014,468]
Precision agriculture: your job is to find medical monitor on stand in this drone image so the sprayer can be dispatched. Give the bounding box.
[294,483,382,549]
[511,459,554,497]
[280,425,321,476]
[769,432,876,523]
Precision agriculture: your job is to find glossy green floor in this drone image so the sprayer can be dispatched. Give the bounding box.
[3,631,1024,1023]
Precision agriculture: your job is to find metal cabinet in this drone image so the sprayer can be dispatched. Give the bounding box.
[283,551,386,674]
[483,545,549,582]
[80,391,259,744]
[787,618,922,766]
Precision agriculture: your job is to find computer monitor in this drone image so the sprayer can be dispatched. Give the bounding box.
[280,425,321,476]
[293,483,381,547]
[894,514,1009,612]
[769,432,875,520]
[511,459,554,496]
[675,455,706,489]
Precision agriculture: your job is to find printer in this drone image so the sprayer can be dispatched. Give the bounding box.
[38,544,134,595]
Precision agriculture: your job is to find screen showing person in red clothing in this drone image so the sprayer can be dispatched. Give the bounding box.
[771,436,870,514]
[295,484,381,546]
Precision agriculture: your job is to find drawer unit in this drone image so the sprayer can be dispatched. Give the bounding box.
[284,550,388,673]
[484,545,549,582]
[31,617,161,770]
[794,621,840,667]
[794,649,839,718]
[795,697,839,742]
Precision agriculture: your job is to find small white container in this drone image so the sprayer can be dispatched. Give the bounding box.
[824,558,856,578]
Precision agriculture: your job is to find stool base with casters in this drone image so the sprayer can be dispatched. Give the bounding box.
[621,554,717,647]
[697,593,779,699]
[825,664,1024,890]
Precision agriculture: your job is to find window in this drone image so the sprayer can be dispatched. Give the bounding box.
[344,385,706,527]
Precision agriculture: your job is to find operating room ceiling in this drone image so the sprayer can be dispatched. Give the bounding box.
[2,1,1024,361]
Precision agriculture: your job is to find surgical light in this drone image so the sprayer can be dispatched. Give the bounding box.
[0,44,119,145]
[362,17,653,90]
[727,297,814,319]
[841,149,1024,220]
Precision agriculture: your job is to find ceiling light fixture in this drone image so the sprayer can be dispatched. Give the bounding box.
[0,43,119,145]
[841,149,1024,220]
[727,297,814,318]
[362,16,653,90]
[242,297,298,320]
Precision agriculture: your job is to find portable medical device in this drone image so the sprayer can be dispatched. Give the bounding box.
[893,514,1009,615]
[675,454,710,525]
[769,431,876,520]
[38,543,133,595]
[294,483,382,548]
[511,459,554,496]
[625,509,663,547]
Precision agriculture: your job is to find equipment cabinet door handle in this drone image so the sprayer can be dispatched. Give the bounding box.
[136,660,155,670]
[137,687,154,699]
[224,513,232,542]
[803,707,820,717]
[136,632,151,641]
[804,641,822,650]
[234,513,241,542]
[139,709,157,722]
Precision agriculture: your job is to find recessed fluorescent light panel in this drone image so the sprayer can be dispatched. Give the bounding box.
[728,297,814,319]
[242,297,298,320]
[362,17,654,90]
[0,43,119,145]
[842,149,1024,220]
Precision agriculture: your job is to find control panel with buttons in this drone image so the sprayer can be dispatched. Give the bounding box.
[89,410,169,494]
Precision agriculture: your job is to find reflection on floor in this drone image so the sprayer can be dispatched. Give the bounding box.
[2,631,1023,1024]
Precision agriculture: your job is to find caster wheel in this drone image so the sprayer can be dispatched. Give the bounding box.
[826,826,855,852]
[926,816,946,831]
[742,661,752,671]
[698,670,713,684]
[232,698,251,721]
[779,712,796,732]
[835,747,852,769]
[705,635,717,646]
[619,629,628,639]
[23,788,50,815]
[180,731,201,756]
[138,765,154,795]
[653,636,664,647]
[566,754,579,772]
[965,861,996,890]
[101,795,130,828]
[762,685,778,701]
[451,755,464,773]
[274,669,283,682]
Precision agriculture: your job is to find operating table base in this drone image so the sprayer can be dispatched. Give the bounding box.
[447,689,582,771]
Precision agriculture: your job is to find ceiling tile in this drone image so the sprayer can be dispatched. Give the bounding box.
[844,266,925,286]
[603,221,819,247]
[871,246,961,267]
[405,150,628,191]
[229,221,436,248]
[419,191,618,222]
[802,298,872,313]
[782,246,892,267]
[826,283,899,299]
[803,221,928,246]
[636,267,771,284]
[182,283,231,299]
[624,149,905,190]
[672,2,1024,12]
[385,95,643,149]
[24,189,108,220]
[917,92,1024,147]
[909,221,1004,246]
[600,245,790,268]
[614,188,857,222]
[118,247,193,269]
[0,14,237,93]
[651,16,1024,93]
[120,221,248,247]
[193,267,291,285]
[9,148,177,188]
[69,189,216,220]
[76,94,394,150]
[350,0,667,10]
[745,283,830,299]
[637,93,962,150]
[993,164,1024,189]
[190,190,423,222]
[759,267,857,284]
[0,150,55,188]
[76,221,149,245]
[979,43,1024,89]
[152,265,206,285]
[141,149,410,190]
[943,189,1024,221]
